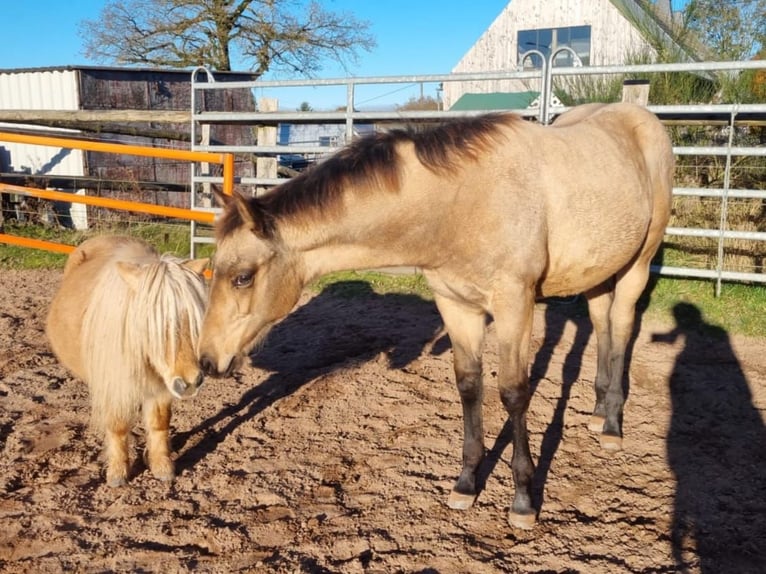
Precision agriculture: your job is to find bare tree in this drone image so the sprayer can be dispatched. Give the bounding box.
[78,0,376,75]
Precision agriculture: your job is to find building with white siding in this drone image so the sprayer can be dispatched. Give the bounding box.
[444,0,696,109]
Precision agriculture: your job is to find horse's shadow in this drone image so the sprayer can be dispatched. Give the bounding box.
[173,281,444,473]
[655,303,766,573]
[175,270,662,518]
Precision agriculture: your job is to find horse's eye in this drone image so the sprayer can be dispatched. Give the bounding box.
[232,271,254,288]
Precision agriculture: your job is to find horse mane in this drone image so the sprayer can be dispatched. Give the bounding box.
[216,113,517,239]
[82,254,207,431]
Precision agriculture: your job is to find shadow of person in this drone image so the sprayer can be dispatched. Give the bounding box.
[174,281,443,472]
[654,302,766,573]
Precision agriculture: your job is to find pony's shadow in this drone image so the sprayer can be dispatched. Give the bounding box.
[656,303,766,573]
[174,281,443,472]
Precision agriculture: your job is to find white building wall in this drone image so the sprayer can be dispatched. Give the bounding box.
[0,69,88,228]
[0,69,84,175]
[444,0,655,109]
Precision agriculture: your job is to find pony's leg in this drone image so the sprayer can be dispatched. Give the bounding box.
[584,280,615,434]
[432,293,487,511]
[143,395,175,482]
[104,418,132,487]
[493,285,538,529]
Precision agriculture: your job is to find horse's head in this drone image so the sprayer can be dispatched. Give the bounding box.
[199,191,305,378]
[116,254,210,399]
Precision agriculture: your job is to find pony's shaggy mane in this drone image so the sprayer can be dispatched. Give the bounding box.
[216,113,517,239]
[82,255,207,431]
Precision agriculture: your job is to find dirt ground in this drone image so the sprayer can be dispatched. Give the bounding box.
[1,268,765,573]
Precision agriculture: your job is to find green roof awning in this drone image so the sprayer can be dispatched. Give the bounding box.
[449,91,540,111]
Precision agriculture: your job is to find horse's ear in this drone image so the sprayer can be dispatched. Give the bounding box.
[183,258,210,276]
[212,185,232,208]
[115,261,144,292]
[215,187,274,238]
[232,192,274,238]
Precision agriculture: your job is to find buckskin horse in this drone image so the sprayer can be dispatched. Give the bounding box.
[47,235,209,486]
[198,102,674,528]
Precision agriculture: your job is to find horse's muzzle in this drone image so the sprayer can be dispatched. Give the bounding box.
[199,354,237,379]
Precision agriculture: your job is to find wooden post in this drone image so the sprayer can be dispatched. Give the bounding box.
[622,79,650,106]
[256,98,278,197]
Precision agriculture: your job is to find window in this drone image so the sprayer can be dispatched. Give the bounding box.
[278,123,291,145]
[518,25,591,68]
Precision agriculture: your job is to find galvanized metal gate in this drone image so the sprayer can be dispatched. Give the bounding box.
[189,59,766,293]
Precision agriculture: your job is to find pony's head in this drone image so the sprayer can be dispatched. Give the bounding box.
[115,255,210,399]
[198,190,305,378]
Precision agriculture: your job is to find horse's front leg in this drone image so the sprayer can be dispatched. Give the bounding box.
[143,394,175,482]
[433,294,487,510]
[104,417,132,487]
[494,286,537,529]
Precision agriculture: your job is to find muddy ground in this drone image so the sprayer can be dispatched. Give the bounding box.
[1,268,765,573]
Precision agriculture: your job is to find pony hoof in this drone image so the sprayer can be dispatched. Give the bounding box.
[107,476,128,488]
[588,415,605,433]
[447,490,477,510]
[599,433,623,451]
[508,511,537,530]
[150,462,176,483]
[153,471,175,483]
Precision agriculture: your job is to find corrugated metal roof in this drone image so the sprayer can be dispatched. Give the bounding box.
[0,65,257,79]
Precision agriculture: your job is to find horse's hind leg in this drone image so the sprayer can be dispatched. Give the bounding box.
[104,418,132,487]
[432,294,487,511]
[143,395,175,482]
[584,279,615,436]
[587,255,654,452]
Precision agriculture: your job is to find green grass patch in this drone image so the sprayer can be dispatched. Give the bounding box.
[0,221,214,269]
[641,276,766,338]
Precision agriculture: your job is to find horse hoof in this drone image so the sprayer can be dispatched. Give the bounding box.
[508,511,537,530]
[588,415,605,433]
[599,433,623,451]
[447,490,477,510]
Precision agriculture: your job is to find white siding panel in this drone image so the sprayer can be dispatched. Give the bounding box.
[444,0,655,108]
[0,69,79,111]
[0,69,84,176]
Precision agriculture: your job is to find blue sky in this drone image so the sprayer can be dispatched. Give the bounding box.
[0,0,690,110]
